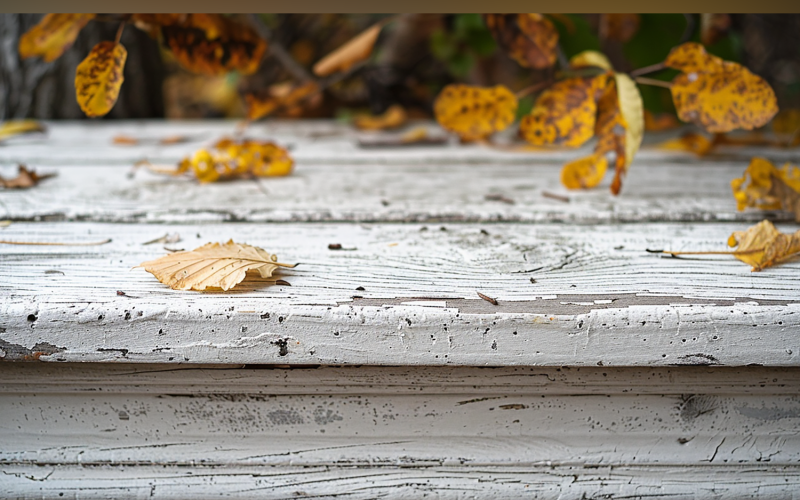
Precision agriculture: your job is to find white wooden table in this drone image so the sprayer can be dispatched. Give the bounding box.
[1,120,799,498]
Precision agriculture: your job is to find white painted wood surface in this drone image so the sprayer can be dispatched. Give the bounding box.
[2,364,800,499]
[2,121,800,498]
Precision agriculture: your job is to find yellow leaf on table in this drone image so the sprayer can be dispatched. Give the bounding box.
[0,120,46,142]
[138,240,296,291]
[519,76,608,148]
[484,14,558,69]
[665,42,778,133]
[313,22,382,77]
[727,220,800,271]
[561,153,608,190]
[353,105,407,130]
[657,132,716,156]
[113,135,139,145]
[75,41,127,118]
[731,157,800,221]
[434,84,518,141]
[18,13,95,62]
[599,14,640,43]
[161,15,267,76]
[245,81,320,121]
[159,138,294,183]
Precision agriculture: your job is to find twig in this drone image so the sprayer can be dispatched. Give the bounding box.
[0,238,111,246]
[635,77,672,89]
[115,22,125,44]
[477,291,498,305]
[630,62,666,77]
[646,248,761,256]
[541,190,570,203]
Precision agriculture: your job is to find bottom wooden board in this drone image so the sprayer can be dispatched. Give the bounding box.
[2,364,800,498]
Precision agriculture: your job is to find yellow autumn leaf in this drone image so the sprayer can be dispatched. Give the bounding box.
[154,138,293,183]
[138,240,296,291]
[484,14,558,69]
[569,50,612,71]
[245,81,320,121]
[18,13,95,62]
[665,42,779,133]
[353,105,407,130]
[434,84,518,141]
[313,22,382,77]
[657,132,716,156]
[519,76,608,148]
[0,120,46,143]
[74,41,127,118]
[727,220,800,271]
[610,73,644,194]
[731,157,800,221]
[161,14,267,76]
[561,153,608,190]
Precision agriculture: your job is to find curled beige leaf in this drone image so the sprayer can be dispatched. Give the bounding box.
[313,23,382,77]
[138,240,296,291]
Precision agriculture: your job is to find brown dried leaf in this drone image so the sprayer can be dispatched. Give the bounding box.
[138,240,296,291]
[700,14,731,46]
[18,14,95,62]
[665,42,779,133]
[434,84,518,141]
[599,14,640,43]
[728,220,800,271]
[75,41,127,118]
[313,23,382,77]
[0,165,56,189]
[245,81,320,121]
[161,14,267,76]
[484,14,558,69]
[644,110,680,131]
[354,105,407,131]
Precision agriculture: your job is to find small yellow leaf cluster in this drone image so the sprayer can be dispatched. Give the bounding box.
[434,84,518,141]
[731,157,800,221]
[176,139,293,183]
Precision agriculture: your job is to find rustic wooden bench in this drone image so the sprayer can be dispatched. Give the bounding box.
[1,120,799,498]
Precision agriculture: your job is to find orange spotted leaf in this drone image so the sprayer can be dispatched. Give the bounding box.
[665,42,778,133]
[18,14,95,62]
[434,84,518,141]
[74,41,127,118]
[484,14,558,69]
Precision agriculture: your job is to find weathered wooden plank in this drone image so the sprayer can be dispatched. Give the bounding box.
[2,364,800,498]
[1,121,797,224]
[2,221,798,366]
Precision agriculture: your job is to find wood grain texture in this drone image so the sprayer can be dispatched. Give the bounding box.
[1,221,799,366]
[0,121,798,224]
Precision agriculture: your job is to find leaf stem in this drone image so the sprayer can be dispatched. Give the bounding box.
[0,239,111,246]
[630,62,666,77]
[515,80,552,99]
[634,77,672,89]
[648,248,763,256]
[115,22,125,44]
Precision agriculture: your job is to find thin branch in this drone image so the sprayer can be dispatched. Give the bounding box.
[630,62,666,77]
[646,248,762,256]
[0,239,111,246]
[247,14,313,82]
[634,76,672,89]
[115,22,125,44]
[515,80,552,99]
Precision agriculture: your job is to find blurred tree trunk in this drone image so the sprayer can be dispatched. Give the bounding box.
[0,14,165,119]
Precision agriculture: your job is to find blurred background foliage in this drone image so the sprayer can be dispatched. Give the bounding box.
[1,13,799,121]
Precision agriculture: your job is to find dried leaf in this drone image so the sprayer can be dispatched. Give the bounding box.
[728,220,800,271]
[0,165,56,189]
[138,240,296,291]
[599,14,640,43]
[75,41,127,118]
[609,73,644,194]
[519,76,608,148]
[0,120,46,142]
[665,42,779,133]
[644,110,680,131]
[657,132,716,156]
[700,14,731,46]
[18,14,95,62]
[154,138,293,183]
[161,14,267,76]
[434,84,518,141]
[731,157,800,221]
[354,105,407,131]
[113,135,139,145]
[561,153,608,190]
[484,14,558,69]
[245,81,320,121]
[313,23,382,77]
